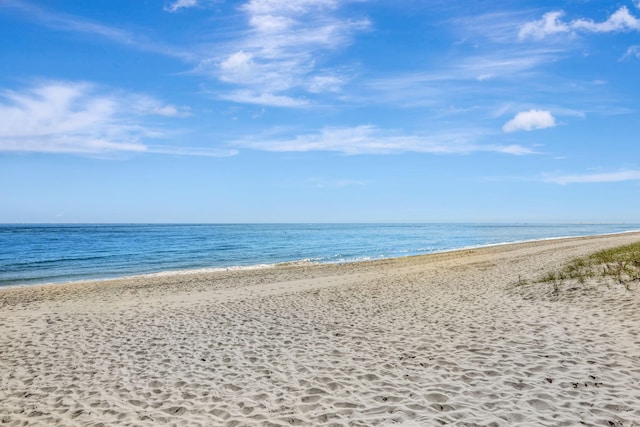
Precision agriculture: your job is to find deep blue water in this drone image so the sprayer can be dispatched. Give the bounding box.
[1,223,639,287]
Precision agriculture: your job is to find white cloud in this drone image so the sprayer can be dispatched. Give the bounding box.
[164,0,198,13]
[572,7,640,33]
[519,7,640,40]
[234,125,536,155]
[623,45,640,59]
[307,75,345,93]
[544,170,640,185]
[0,81,230,157]
[500,145,538,155]
[204,0,370,107]
[0,82,134,151]
[130,95,191,117]
[241,0,338,15]
[219,51,257,84]
[518,11,569,40]
[503,109,556,132]
[219,90,309,107]
[248,14,295,33]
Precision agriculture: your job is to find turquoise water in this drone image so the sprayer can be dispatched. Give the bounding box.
[1,223,638,287]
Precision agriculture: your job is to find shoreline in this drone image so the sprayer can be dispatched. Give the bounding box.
[3,229,639,291]
[2,231,640,425]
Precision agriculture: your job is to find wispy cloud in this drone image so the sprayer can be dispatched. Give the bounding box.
[367,48,558,88]
[219,90,310,108]
[234,125,536,155]
[455,49,560,81]
[519,7,640,40]
[203,0,370,107]
[622,45,640,60]
[451,10,535,44]
[543,170,640,185]
[358,45,562,111]
[503,109,556,132]
[129,96,191,117]
[3,0,193,60]
[0,81,233,157]
[164,0,199,13]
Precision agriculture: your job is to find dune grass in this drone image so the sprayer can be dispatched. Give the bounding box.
[520,241,640,292]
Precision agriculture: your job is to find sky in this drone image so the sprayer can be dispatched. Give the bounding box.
[1,0,639,223]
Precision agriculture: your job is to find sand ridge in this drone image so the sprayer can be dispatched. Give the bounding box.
[1,232,640,426]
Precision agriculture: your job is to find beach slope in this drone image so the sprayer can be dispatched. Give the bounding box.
[2,232,640,426]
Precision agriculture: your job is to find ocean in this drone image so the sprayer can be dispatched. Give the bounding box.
[1,223,638,287]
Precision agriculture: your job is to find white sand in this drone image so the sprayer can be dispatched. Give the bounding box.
[1,232,640,426]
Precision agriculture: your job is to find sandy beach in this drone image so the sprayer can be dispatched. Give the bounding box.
[1,232,640,426]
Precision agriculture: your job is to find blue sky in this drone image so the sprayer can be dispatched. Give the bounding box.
[1,0,639,223]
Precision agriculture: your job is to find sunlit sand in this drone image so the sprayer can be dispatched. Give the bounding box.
[2,232,640,426]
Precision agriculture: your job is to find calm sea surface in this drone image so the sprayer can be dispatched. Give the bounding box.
[1,223,639,287]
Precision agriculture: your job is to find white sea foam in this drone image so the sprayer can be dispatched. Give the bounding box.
[134,258,323,278]
[94,229,640,281]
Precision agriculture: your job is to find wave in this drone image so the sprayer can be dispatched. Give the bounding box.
[2,225,639,288]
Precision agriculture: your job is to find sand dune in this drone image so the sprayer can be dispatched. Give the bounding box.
[2,232,640,426]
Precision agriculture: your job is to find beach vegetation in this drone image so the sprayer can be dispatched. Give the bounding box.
[537,241,640,291]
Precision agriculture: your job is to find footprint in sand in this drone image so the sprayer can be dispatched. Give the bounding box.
[424,392,449,403]
[527,399,552,411]
[163,406,187,416]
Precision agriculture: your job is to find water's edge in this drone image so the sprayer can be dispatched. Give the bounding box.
[3,228,639,290]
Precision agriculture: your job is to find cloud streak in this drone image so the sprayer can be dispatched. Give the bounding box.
[0,81,233,157]
[3,0,194,60]
[544,170,640,185]
[623,45,640,60]
[234,125,536,155]
[519,7,640,40]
